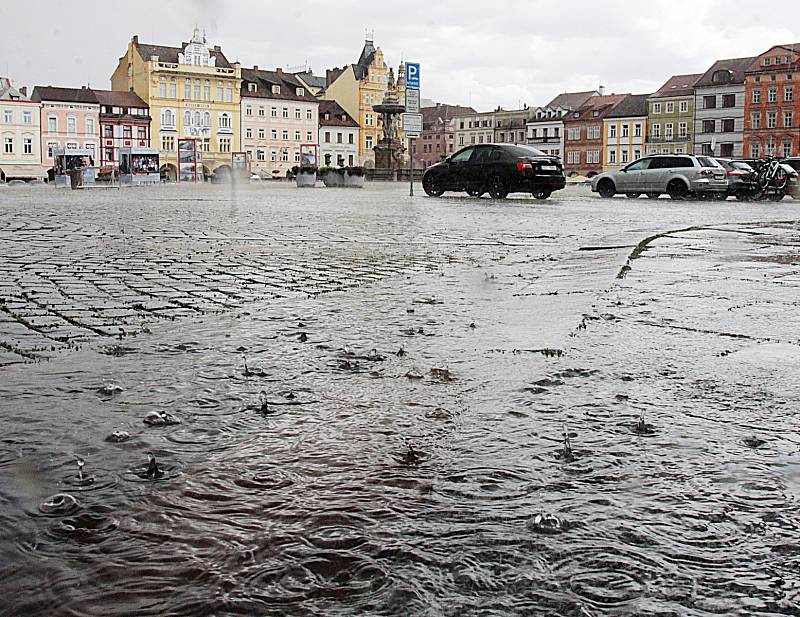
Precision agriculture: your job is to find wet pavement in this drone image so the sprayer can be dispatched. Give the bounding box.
[1,183,799,616]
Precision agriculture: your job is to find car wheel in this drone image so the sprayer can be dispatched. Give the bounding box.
[711,192,728,201]
[768,192,785,202]
[667,179,689,200]
[735,190,751,202]
[625,193,641,199]
[466,187,485,197]
[597,179,616,198]
[487,175,508,199]
[532,190,551,200]
[645,193,661,199]
[422,174,444,197]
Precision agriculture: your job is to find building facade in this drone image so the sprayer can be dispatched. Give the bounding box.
[94,90,150,169]
[563,94,627,176]
[323,38,405,167]
[31,86,100,172]
[647,74,702,155]
[453,110,496,149]
[414,103,475,168]
[241,67,319,177]
[602,94,648,172]
[526,91,597,159]
[693,58,754,159]
[494,108,532,145]
[319,99,359,167]
[744,44,800,160]
[0,78,46,181]
[111,29,241,180]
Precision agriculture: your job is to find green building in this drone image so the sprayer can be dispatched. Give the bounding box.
[647,73,703,155]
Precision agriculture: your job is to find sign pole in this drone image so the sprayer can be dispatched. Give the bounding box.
[409,138,414,196]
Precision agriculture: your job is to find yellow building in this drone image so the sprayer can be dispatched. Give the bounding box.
[111,29,241,180]
[601,94,649,173]
[323,38,405,166]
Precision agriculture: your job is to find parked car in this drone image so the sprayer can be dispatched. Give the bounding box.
[422,144,566,200]
[715,159,757,200]
[781,158,800,199]
[591,154,728,200]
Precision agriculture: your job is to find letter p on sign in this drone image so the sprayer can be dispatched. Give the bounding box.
[406,63,420,89]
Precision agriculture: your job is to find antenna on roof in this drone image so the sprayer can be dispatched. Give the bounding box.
[365,28,374,42]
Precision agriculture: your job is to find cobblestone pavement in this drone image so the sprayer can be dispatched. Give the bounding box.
[0,182,798,367]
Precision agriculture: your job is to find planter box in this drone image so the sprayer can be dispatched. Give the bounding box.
[295,172,317,188]
[343,172,365,188]
[321,172,344,187]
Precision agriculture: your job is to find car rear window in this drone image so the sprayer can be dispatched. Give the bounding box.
[784,159,800,171]
[501,145,548,158]
[697,156,720,168]
[650,156,693,169]
[731,161,754,172]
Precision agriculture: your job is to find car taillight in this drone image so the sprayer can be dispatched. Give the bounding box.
[727,170,748,177]
[516,161,533,171]
[700,169,715,176]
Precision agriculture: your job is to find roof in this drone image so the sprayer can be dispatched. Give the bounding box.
[294,70,326,89]
[745,44,800,72]
[31,86,99,104]
[241,68,318,102]
[568,94,628,121]
[319,100,358,127]
[695,57,755,88]
[354,39,377,79]
[651,73,703,98]
[0,77,24,100]
[545,90,598,110]
[606,94,650,119]
[421,104,477,126]
[92,89,147,108]
[134,41,232,69]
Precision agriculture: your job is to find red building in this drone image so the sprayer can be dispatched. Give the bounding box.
[93,90,150,169]
[414,103,475,168]
[744,44,800,159]
[563,93,627,177]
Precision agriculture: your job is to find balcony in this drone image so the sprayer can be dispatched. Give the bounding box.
[648,134,691,143]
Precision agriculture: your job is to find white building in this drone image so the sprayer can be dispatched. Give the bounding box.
[526,91,597,159]
[240,66,319,177]
[603,94,649,172]
[319,100,359,167]
[453,110,496,149]
[0,78,46,182]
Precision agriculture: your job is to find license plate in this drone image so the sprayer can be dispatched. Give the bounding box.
[541,165,558,171]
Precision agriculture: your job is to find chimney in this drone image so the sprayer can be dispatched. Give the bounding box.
[19,86,27,96]
[253,65,258,71]
[599,84,606,96]
[213,45,221,52]
[276,67,283,74]
[132,35,138,44]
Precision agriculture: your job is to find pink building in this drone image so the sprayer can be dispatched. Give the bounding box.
[240,67,319,177]
[414,103,476,168]
[31,86,100,171]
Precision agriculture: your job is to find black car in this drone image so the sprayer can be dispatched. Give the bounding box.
[715,158,757,200]
[422,144,566,199]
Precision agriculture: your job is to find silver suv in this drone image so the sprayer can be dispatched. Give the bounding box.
[591,155,728,199]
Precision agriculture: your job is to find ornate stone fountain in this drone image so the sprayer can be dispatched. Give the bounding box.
[371,68,406,180]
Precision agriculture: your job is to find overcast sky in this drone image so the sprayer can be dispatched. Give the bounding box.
[1,1,798,111]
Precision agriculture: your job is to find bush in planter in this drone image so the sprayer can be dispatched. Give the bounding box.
[293,164,318,187]
[343,165,366,187]
[319,166,345,187]
[345,166,366,176]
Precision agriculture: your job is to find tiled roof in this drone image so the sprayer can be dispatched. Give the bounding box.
[569,94,628,121]
[695,57,755,88]
[31,86,99,104]
[421,104,477,126]
[606,94,650,119]
[651,74,703,98]
[134,42,232,69]
[545,90,598,110]
[92,89,147,108]
[241,68,318,102]
[319,100,358,127]
[294,71,326,89]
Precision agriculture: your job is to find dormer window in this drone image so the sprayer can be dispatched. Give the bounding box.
[324,113,330,120]
[272,85,281,95]
[296,87,304,96]
[341,114,346,121]
[573,112,579,118]
[764,58,772,66]
[248,83,257,93]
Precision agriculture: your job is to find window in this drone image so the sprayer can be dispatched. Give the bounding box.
[566,150,580,164]
[307,109,313,120]
[608,149,616,164]
[609,125,617,138]
[567,127,580,140]
[634,124,642,138]
[703,120,715,133]
[752,89,761,104]
[194,84,201,99]
[348,133,354,145]
[184,82,191,99]
[204,112,210,127]
[348,154,354,165]
[768,87,777,103]
[324,131,331,143]
[246,105,252,117]
[201,138,210,152]
[783,140,793,158]
[272,85,281,95]
[653,102,662,114]
[621,124,629,138]
[295,108,301,119]
[219,137,231,153]
[722,94,736,108]
[281,130,288,140]
[587,150,600,164]
[621,150,628,164]
[336,132,342,143]
[246,128,252,139]
[679,122,687,138]
[122,125,132,139]
[258,107,265,117]
[86,118,95,134]
[767,111,777,128]
[217,86,224,100]
[665,123,674,138]
[282,107,289,118]
[4,137,13,153]
[67,116,76,134]
[161,135,175,151]
[784,111,794,128]
[720,143,733,157]
[652,124,661,138]
[225,88,233,103]
[160,82,167,97]
[104,125,114,138]
[271,129,277,139]
[786,86,794,102]
[703,95,717,109]
[281,150,289,162]
[295,130,301,141]
[751,112,761,129]
[722,119,735,132]
[271,107,277,118]
[365,135,373,149]
[257,149,265,161]
[258,128,264,139]
[666,102,674,113]
[220,113,231,129]
[169,82,176,98]
[679,101,688,113]
[137,127,146,140]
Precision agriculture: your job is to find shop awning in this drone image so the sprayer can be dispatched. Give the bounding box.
[0,164,48,180]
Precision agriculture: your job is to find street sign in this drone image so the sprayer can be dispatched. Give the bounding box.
[402,112,423,138]
[405,88,420,114]
[406,63,420,89]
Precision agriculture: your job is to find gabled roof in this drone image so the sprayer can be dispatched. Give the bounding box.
[31,86,99,104]
[294,70,326,89]
[421,104,477,127]
[241,68,318,102]
[695,57,755,88]
[606,94,650,119]
[651,73,703,99]
[546,90,598,110]
[319,100,358,127]
[746,44,800,72]
[568,94,628,121]
[134,41,232,69]
[356,39,376,73]
[92,89,147,108]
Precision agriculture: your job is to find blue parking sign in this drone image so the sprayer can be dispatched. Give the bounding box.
[406,63,420,89]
